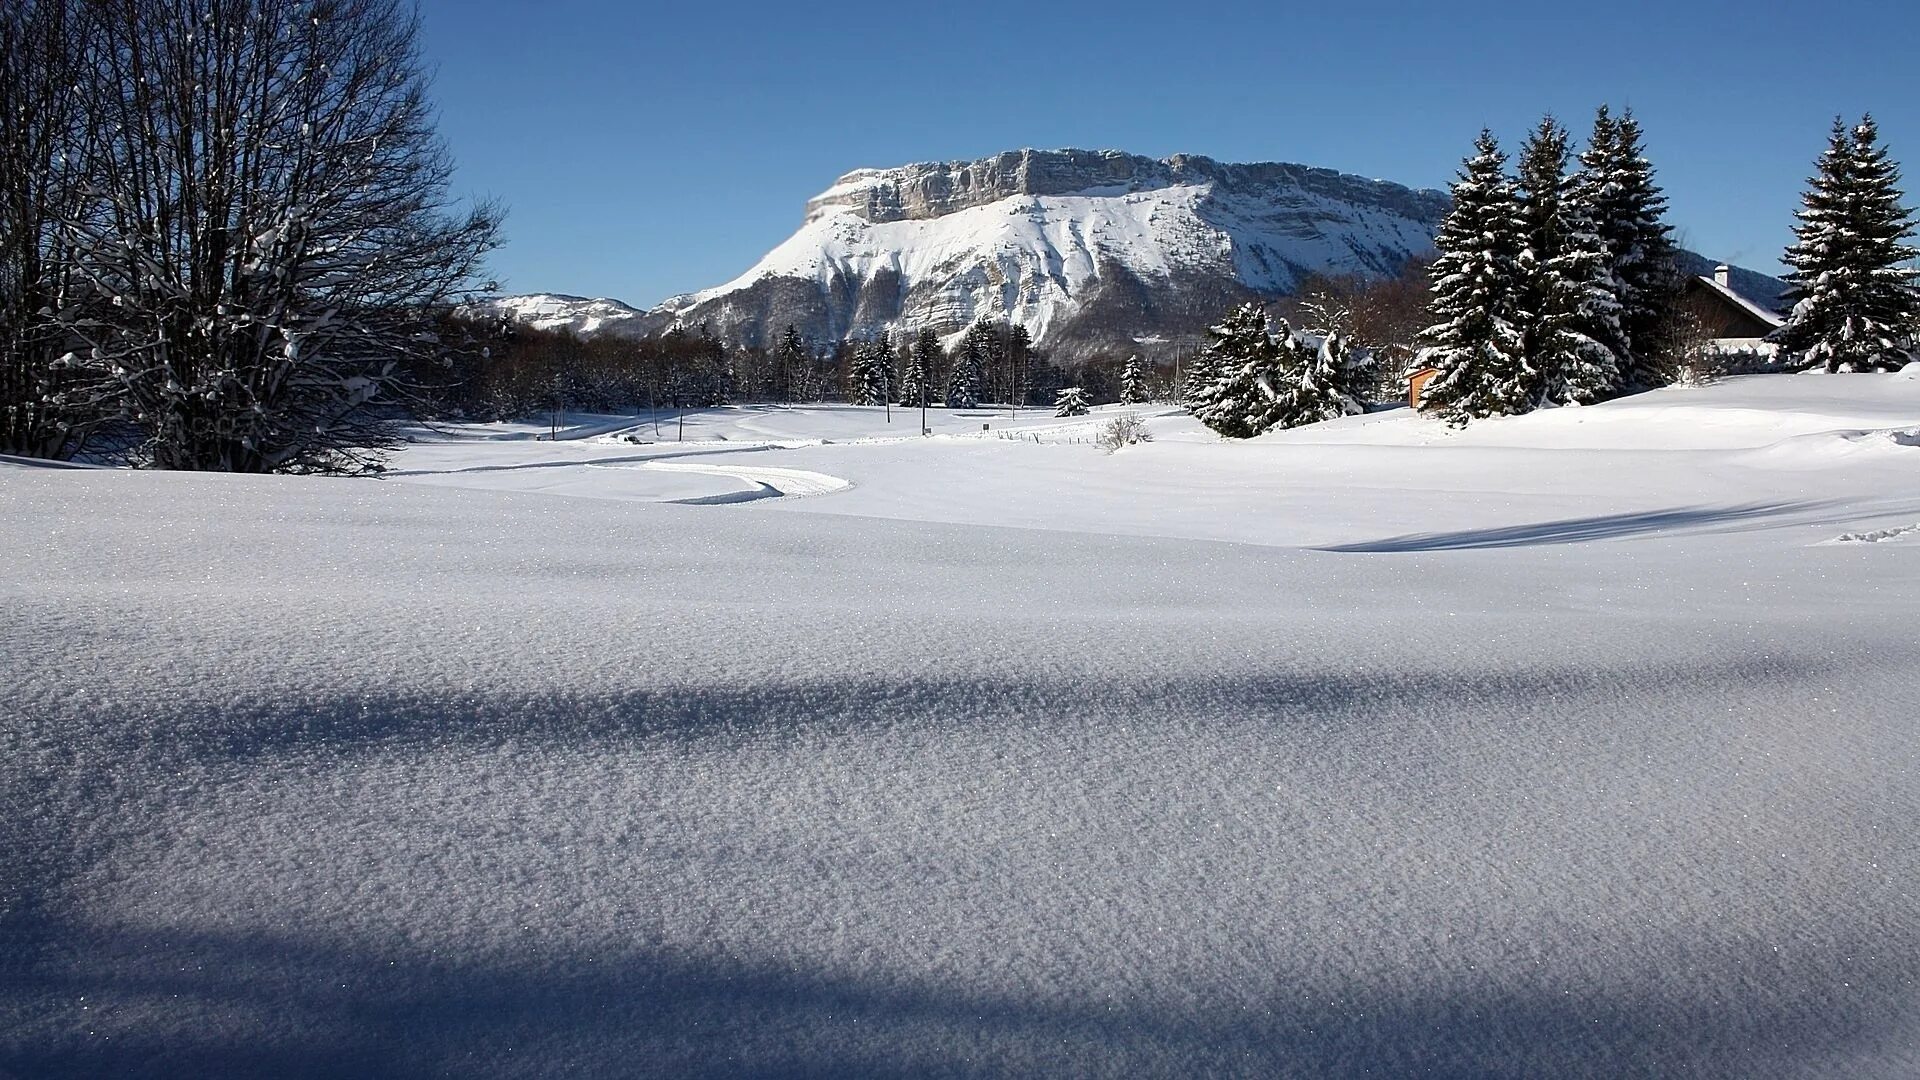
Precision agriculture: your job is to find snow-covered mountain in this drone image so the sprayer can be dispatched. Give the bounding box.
[482,147,1787,359]
[466,293,646,337]
[632,148,1451,357]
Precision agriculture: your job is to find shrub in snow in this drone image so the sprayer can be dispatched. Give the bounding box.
[1055,386,1090,416]
[1095,414,1153,452]
[1772,116,1919,373]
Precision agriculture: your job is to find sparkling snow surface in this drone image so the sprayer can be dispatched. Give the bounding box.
[5,373,1920,1077]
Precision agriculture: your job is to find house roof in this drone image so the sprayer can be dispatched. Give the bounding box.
[1695,275,1786,330]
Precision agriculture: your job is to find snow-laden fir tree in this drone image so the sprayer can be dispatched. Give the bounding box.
[947,324,987,408]
[1578,107,1679,389]
[1054,386,1090,416]
[900,328,939,407]
[1190,302,1287,438]
[1418,131,1532,424]
[1516,116,1623,405]
[1120,355,1148,404]
[1267,329,1371,428]
[1179,345,1220,415]
[1772,116,1920,372]
[851,333,892,405]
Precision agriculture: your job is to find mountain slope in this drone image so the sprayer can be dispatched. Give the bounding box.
[638,149,1452,357]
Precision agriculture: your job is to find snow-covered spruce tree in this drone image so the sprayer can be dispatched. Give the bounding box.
[1120,355,1148,404]
[60,0,501,473]
[1191,302,1286,438]
[1578,107,1680,389]
[946,323,986,408]
[900,328,939,407]
[1773,116,1920,373]
[1278,330,1371,425]
[1418,131,1532,424]
[1054,386,1090,416]
[1179,345,1219,415]
[1516,116,1623,405]
[854,333,891,405]
[1,1,106,460]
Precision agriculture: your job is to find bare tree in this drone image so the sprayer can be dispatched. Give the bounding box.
[1,2,102,459]
[57,0,501,473]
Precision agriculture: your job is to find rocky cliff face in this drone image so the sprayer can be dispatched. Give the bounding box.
[634,148,1452,358]
[802,149,1450,229]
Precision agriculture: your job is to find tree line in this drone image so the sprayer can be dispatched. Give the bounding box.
[1183,106,1918,438]
[448,314,1195,420]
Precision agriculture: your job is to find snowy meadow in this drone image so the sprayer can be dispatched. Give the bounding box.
[4,371,1920,1077]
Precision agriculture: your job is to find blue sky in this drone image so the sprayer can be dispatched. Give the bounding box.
[418,0,1919,306]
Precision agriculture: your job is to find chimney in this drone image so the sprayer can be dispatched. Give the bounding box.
[1714,264,1731,289]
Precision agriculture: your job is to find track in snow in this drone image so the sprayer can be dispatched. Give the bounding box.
[633,460,852,504]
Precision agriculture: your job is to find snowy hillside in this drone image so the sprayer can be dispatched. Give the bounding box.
[7,371,1919,1077]
[635,149,1448,355]
[463,292,645,336]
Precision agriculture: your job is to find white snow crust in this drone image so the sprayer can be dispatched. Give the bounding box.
[4,372,1920,1077]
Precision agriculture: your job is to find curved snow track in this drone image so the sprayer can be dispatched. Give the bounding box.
[633,460,852,504]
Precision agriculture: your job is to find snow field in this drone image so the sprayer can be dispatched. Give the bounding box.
[4,371,1920,1077]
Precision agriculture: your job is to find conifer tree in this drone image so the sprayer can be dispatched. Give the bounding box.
[1773,116,1920,372]
[901,328,939,407]
[1265,330,1369,428]
[1419,131,1531,424]
[851,333,892,405]
[1516,116,1623,405]
[1120,356,1148,404]
[1054,386,1090,416]
[773,325,809,403]
[947,324,986,408]
[1191,302,1287,438]
[1579,107,1679,388]
[1180,345,1220,415]
[1006,324,1034,406]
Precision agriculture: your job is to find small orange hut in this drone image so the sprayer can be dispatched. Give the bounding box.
[1406,367,1441,410]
